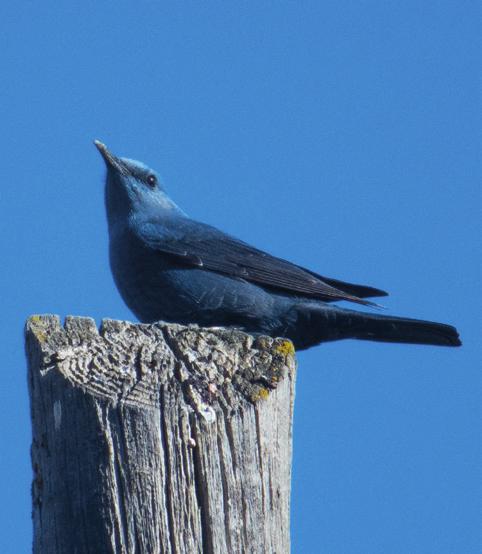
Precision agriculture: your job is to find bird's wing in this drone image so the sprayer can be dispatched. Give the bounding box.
[293,267,388,300]
[137,218,387,307]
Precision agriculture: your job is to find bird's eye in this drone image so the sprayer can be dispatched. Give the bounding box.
[146,174,157,187]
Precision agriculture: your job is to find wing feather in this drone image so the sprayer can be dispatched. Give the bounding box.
[137,218,386,306]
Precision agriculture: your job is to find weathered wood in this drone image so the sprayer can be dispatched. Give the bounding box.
[25,315,296,554]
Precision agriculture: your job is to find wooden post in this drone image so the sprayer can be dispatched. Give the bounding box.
[25,315,296,554]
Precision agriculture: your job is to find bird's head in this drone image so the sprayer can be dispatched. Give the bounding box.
[94,140,183,222]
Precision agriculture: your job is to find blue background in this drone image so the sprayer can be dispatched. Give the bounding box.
[1,2,480,552]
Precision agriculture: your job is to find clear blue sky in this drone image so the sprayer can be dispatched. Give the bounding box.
[1,2,480,552]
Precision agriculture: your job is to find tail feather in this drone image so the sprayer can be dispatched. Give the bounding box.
[288,306,462,350]
[350,313,462,347]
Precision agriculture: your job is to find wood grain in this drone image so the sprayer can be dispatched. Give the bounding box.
[26,315,296,554]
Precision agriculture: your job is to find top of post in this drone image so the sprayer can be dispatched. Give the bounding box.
[26,315,296,418]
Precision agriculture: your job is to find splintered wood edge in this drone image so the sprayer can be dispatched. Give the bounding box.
[25,315,297,417]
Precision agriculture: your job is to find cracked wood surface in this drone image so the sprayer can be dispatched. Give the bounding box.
[26,315,296,554]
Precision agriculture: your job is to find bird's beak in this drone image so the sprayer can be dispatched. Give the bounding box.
[94,140,128,174]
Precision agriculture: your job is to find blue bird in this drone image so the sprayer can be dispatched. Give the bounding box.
[95,141,461,350]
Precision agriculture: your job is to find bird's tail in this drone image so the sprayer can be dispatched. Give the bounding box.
[346,311,461,347]
[290,305,461,349]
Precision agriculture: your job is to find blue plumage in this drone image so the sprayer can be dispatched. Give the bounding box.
[95,141,461,349]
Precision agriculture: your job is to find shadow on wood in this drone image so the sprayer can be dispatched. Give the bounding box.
[25,315,296,554]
